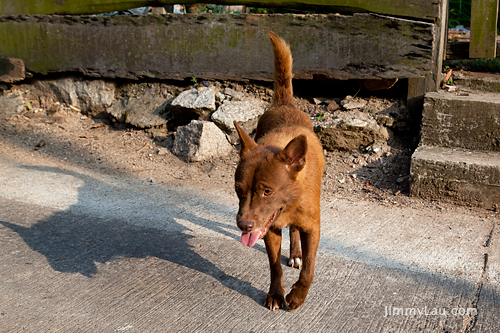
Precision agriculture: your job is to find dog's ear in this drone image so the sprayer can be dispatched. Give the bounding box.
[277,135,307,174]
[233,121,257,155]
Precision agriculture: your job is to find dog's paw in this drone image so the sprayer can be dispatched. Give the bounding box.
[264,292,287,311]
[288,257,302,269]
[286,285,308,311]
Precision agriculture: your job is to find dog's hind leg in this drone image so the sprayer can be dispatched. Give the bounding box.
[288,225,302,269]
[286,224,320,311]
[263,227,287,311]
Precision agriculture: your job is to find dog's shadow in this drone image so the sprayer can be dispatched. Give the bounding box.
[0,165,267,302]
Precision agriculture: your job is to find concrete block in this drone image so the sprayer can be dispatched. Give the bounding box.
[453,70,500,93]
[315,110,389,151]
[410,146,500,209]
[421,91,500,151]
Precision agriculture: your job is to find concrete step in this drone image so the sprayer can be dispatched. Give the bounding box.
[421,91,500,151]
[410,146,500,209]
[452,70,500,93]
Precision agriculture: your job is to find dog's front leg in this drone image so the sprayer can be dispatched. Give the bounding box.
[263,227,286,311]
[286,226,320,310]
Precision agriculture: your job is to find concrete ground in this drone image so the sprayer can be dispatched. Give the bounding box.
[0,156,499,332]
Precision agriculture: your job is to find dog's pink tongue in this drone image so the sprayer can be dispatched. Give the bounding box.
[241,231,261,247]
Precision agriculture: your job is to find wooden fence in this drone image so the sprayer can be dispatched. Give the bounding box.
[0,0,441,19]
[447,0,499,59]
[0,0,447,104]
[469,0,499,58]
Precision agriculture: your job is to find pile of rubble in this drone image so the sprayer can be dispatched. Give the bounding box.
[0,77,412,161]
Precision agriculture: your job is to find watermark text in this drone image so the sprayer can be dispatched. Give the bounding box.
[384,305,477,318]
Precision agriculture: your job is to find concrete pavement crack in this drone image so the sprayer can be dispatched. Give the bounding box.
[462,220,497,333]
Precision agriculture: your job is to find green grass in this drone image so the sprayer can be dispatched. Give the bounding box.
[448,0,499,33]
[448,0,471,28]
[444,58,500,73]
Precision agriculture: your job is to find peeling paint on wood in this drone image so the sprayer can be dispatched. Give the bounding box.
[0,14,435,81]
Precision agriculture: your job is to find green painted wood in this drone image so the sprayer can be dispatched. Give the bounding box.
[470,0,499,58]
[0,14,435,81]
[0,0,440,20]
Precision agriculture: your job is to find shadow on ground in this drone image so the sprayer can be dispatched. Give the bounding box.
[0,165,268,304]
[1,164,500,331]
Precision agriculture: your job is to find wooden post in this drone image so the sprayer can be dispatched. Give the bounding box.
[407,0,448,116]
[430,0,449,91]
[470,0,499,58]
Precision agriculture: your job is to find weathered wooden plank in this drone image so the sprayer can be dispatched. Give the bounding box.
[0,14,435,82]
[0,0,441,21]
[428,0,448,91]
[407,0,446,114]
[407,77,425,116]
[469,0,499,58]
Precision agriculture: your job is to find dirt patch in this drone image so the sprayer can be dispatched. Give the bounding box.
[0,78,496,217]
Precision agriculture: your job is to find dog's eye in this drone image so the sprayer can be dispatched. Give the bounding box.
[263,189,273,197]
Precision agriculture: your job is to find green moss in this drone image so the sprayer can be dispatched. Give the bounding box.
[0,13,434,80]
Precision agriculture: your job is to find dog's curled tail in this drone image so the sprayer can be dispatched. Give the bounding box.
[266,30,294,106]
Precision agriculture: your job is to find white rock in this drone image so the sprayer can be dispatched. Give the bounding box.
[341,97,368,110]
[107,88,171,128]
[0,93,24,119]
[43,77,115,113]
[171,87,216,125]
[172,120,232,162]
[211,98,268,142]
[223,87,245,101]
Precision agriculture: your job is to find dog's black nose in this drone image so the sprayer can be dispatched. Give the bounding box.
[237,220,254,232]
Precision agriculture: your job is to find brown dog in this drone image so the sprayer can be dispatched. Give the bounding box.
[233,31,325,311]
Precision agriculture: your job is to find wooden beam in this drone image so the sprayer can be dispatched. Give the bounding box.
[407,0,446,116]
[0,14,435,81]
[429,0,448,90]
[447,41,500,59]
[0,0,440,21]
[470,0,499,58]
